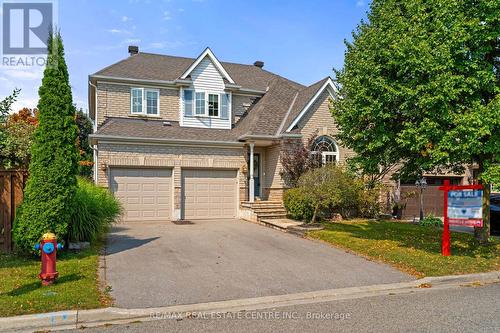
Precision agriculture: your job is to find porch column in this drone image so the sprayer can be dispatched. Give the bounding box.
[249,142,255,203]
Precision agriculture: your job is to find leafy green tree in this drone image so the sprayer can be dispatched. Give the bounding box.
[75,109,94,177]
[0,88,20,122]
[0,89,21,164]
[0,108,38,169]
[332,0,499,243]
[13,31,79,252]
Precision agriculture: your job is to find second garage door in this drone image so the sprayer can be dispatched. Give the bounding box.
[182,169,238,219]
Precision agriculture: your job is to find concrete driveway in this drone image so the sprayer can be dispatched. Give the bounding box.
[104,219,413,308]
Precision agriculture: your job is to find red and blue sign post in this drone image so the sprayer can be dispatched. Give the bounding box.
[438,180,483,256]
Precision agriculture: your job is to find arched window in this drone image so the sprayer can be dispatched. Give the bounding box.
[311,136,339,165]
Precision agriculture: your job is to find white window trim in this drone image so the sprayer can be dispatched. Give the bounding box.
[321,151,339,164]
[207,93,220,118]
[130,87,160,117]
[183,89,224,119]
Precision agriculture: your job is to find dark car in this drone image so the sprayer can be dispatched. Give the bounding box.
[491,194,500,236]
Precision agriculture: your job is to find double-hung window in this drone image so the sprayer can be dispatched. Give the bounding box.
[208,93,219,117]
[130,88,159,116]
[195,92,205,115]
[183,90,229,120]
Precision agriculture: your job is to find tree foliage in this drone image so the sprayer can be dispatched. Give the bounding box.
[332,0,499,243]
[0,89,21,166]
[75,109,94,177]
[14,31,79,252]
[296,165,381,222]
[279,134,321,187]
[0,108,38,169]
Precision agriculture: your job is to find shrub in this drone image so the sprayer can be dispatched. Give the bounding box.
[68,178,122,242]
[13,32,79,252]
[283,188,314,222]
[420,214,444,228]
[285,165,382,223]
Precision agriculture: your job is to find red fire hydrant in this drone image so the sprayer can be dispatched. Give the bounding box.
[34,233,63,286]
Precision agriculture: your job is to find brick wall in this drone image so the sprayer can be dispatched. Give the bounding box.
[296,90,355,164]
[96,82,180,126]
[96,83,261,127]
[97,142,248,216]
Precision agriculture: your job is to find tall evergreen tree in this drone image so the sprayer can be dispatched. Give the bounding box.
[14,31,79,252]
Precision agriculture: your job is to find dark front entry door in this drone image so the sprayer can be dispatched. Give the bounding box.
[249,153,261,197]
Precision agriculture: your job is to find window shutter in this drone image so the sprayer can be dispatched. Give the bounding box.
[184,90,193,117]
[220,93,230,120]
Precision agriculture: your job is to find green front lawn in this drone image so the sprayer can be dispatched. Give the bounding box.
[0,246,110,317]
[309,221,500,277]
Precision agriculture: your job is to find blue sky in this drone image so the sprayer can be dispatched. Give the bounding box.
[1,0,369,113]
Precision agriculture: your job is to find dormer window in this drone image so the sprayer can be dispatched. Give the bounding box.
[130,87,159,116]
[183,89,229,120]
[208,94,219,117]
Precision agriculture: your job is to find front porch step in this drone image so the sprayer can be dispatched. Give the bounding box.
[241,201,283,209]
[252,208,287,214]
[240,200,288,222]
[255,212,287,219]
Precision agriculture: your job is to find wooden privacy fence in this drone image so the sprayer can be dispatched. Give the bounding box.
[400,185,444,219]
[0,170,27,252]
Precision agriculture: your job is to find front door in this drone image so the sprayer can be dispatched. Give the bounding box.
[249,153,261,197]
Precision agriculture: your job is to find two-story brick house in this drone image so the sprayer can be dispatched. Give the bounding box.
[89,46,354,222]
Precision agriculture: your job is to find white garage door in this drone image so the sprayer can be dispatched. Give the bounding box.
[110,168,172,222]
[182,169,238,219]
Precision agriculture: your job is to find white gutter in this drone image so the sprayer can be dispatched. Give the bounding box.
[89,75,266,95]
[89,134,245,147]
[91,145,98,184]
[237,133,303,141]
[89,75,178,86]
[276,92,299,135]
[88,80,98,132]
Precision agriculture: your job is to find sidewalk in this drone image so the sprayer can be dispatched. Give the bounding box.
[1,271,499,333]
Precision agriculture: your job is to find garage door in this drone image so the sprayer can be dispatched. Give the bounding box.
[182,169,237,219]
[110,168,172,222]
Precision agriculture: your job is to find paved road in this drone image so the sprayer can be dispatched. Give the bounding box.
[104,219,411,308]
[63,283,500,333]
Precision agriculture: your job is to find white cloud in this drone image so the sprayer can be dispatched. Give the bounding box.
[356,0,365,7]
[106,28,132,35]
[163,11,172,20]
[122,38,141,45]
[4,68,43,80]
[121,15,132,22]
[144,40,191,51]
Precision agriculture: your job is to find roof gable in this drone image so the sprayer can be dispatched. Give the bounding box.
[285,77,336,132]
[180,47,235,84]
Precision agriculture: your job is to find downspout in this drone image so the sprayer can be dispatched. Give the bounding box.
[88,80,98,184]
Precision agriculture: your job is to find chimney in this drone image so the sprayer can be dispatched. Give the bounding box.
[253,61,264,69]
[128,45,139,56]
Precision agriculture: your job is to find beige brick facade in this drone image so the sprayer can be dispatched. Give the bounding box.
[296,90,355,164]
[96,82,180,126]
[94,83,355,210]
[96,142,248,219]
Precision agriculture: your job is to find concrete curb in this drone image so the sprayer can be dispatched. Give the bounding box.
[1,270,499,332]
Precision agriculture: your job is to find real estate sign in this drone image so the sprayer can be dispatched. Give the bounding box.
[447,190,483,227]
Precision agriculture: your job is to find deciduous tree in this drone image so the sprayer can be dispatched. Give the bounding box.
[333,0,499,243]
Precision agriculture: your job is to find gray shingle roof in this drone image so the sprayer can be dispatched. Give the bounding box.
[280,77,330,133]
[93,52,304,92]
[96,117,240,142]
[92,51,331,142]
